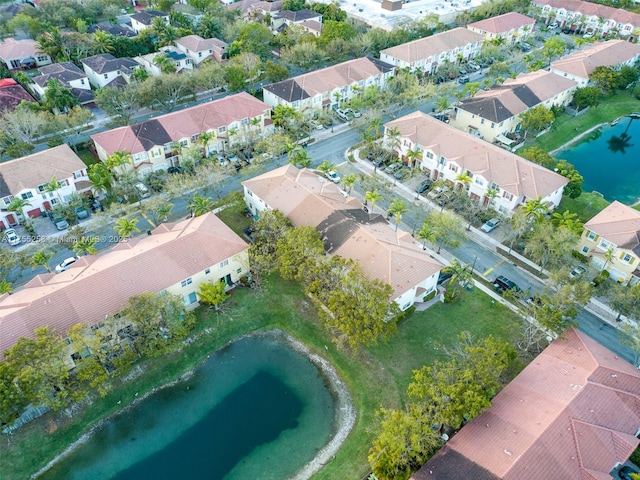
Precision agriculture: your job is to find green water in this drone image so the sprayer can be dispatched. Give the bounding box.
[558,116,640,205]
[38,335,336,480]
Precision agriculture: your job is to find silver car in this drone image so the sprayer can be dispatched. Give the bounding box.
[481,218,501,233]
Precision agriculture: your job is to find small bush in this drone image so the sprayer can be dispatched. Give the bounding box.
[423,290,437,302]
[570,250,589,262]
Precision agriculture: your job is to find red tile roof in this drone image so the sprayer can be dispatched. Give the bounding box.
[551,40,640,80]
[242,165,443,298]
[585,201,640,255]
[467,12,535,34]
[0,213,248,358]
[0,79,35,112]
[91,92,270,156]
[533,0,640,28]
[385,111,569,201]
[414,328,640,480]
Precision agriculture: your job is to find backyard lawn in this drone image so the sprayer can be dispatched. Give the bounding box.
[558,191,611,223]
[520,88,640,154]
[4,274,523,480]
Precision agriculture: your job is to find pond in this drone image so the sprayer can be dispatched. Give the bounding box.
[38,334,338,480]
[557,115,640,205]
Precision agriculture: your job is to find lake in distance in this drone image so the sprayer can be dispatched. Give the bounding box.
[38,335,337,480]
[557,116,640,205]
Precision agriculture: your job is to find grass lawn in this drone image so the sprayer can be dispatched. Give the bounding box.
[558,191,611,223]
[76,147,100,167]
[5,278,522,480]
[520,89,640,154]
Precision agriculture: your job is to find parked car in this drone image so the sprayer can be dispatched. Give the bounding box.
[415,180,432,194]
[311,120,324,130]
[48,211,69,231]
[582,32,594,39]
[467,61,480,71]
[569,265,587,279]
[384,163,401,175]
[372,157,387,167]
[336,109,349,121]
[458,75,470,84]
[4,228,20,246]
[493,276,521,294]
[427,186,446,199]
[480,217,501,233]
[134,182,150,199]
[619,466,640,480]
[394,166,410,180]
[75,206,90,220]
[55,256,78,273]
[325,170,341,184]
[167,166,184,174]
[352,109,362,118]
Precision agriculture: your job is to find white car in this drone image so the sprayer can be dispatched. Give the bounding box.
[4,228,20,246]
[325,171,341,184]
[55,256,78,273]
[480,218,501,233]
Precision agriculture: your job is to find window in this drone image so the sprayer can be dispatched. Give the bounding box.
[219,259,229,269]
[198,52,203,57]
[37,184,46,193]
[582,246,589,254]
[218,126,226,134]
[81,79,85,84]
[21,192,33,200]
[183,292,197,306]
[480,119,485,125]
[600,239,610,249]
[622,253,633,263]
[205,268,211,275]
[180,278,193,287]
[490,123,495,129]
[438,156,446,165]
[104,73,108,79]
[247,190,253,197]
[426,152,433,159]
[241,118,249,126]
[587,231,597,240]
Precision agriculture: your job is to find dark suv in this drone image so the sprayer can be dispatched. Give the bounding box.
[493,276,521,294]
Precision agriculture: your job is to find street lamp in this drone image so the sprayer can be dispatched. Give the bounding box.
[470,256,478,276]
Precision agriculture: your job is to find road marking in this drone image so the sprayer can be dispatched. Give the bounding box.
[141,212,156,228]
[483,260,504,277]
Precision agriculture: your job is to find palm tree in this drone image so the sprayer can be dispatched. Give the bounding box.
[551,210,583,234]
[92,30,115,54]
[364,189,383,213]
[523,197,549,223]
[388,199,408,231]
[455,171,473,191]
[105,150,134,175]
[405,148,422,173]
[416,223,436,250]
[188,194,214,217]
[0,280,12,295]
[73,236,98,256]
[7,197,31,224]
[31,249,53,273]
[442,258,471,298]
[154,52,177,74]
[342,173,357,194]
[199,131,214,158]
[483,187,499,207]
[318,160,335,175]
[289,147,311,168]
[114,218,140,239]
[130,68,149,83]
[435,95,452,113]
[43,176,63,205]
[88,163,113,198]
[385,126,402,154]
[367,117,384,139]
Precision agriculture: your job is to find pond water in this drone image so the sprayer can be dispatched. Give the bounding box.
[557,116,640,205]
[38,335,337,480]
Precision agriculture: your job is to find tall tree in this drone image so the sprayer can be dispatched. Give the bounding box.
[388,199,408,231]
[519,106,554,137]
[114,218,140,238]
[524,222,578,273]
[187,193,214,217]
[42,79,78,113]
[422,211,466,254]
[364,189,384,213]
[198,280,229,310]
[31,249,54,273]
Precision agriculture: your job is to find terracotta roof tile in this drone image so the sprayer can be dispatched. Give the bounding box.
[551,40,640,80]
[415,328,640,480]
[584,201,640,253]
[533,0,640,28]
[0,213,247,357]
[0,144,86,198]
[0,81,35,112]
[242,165,442,298]
[467,12,535,34]
[0,38,43,60]
[91,92,269,156]
[380,28,484,64]
[175,35,227,53]
[385,111,568,200]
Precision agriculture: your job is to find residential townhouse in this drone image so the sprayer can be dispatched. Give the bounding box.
[466,12,535,44]
[579,201,640,284]
[246,0,283,21]
[242,165,443,311]
[550,39,640,86]
[91,92,273,176]
[0,144,90,229]
[81,54,141,89]
[385,111,569,214]
[262,57,395,112]
[31,62,95,106]
[134,46,193,76]
[0,38,51,70]
[272,9,323,34]
[0,78,35,112]
[379,27,484,74]
[174,35,228,66]
[129,9,169,34]
[532,0,640,40]
[450,70,577,145]
[413,327,640,480]
[0,212,249,361]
